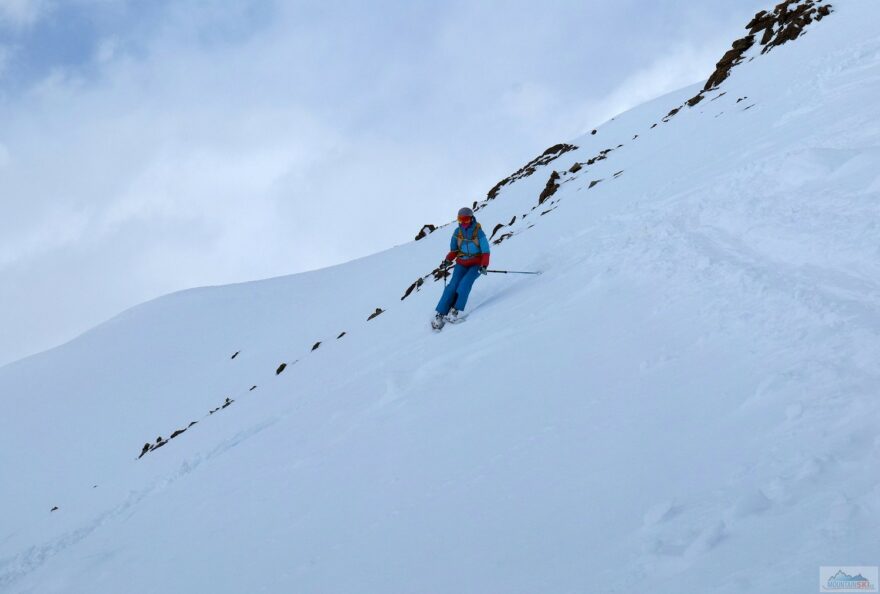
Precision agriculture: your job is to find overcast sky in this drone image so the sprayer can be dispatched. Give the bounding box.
[0,0,767,367]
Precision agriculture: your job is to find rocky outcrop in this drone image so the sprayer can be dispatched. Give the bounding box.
[704,35,756,91]
[485,143,577,201]
[684,0,833,108]
[538,171,561,205]
[750,0,833,53]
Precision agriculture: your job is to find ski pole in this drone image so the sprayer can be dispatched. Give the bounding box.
[486,269,542,275]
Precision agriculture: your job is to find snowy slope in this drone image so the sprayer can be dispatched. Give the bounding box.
[3,1,880,592]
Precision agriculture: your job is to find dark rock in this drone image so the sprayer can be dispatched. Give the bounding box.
[414,224,437,241]
[686,93,705,107]
[493,232,514,245]
[51,506,59,512]
[490,223,505,240]
[311,341,321,351]
[704,35,755,90]
[591,129,597,135]
[276,363,287,375]
[337,332,346,339]
[538,171,561,205]
[221,397,233,409]
[651,123,658,129]
[139,443,151,459]
[230,351,240,360]
[249,385,257,391]
[569,162,582,173]
[170,428,186,439]
[188,421,198,427]
[613,170,624,178]
[485,143,577,201]
[589,179,603,189]
[367,308,385,321]
[401,278,424,300]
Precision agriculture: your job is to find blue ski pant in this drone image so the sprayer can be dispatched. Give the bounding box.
[436,264,481,314]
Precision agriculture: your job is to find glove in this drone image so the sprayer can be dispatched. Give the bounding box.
[440,259,453,269]
[478,266,487,276]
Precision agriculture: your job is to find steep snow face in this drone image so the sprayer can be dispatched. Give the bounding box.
[3,1,880,592]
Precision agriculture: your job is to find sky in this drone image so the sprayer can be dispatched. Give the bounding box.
[0,0,768,367]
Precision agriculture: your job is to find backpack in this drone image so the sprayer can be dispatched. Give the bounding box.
[456,223,482,257]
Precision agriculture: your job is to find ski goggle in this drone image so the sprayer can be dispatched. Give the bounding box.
[458,215,472,225]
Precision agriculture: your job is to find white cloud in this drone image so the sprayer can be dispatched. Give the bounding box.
[575,42,726,132]
[95,37,118,63]
[0,0,48,27]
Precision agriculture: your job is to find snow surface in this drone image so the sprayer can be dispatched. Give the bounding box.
[2,2,880,592]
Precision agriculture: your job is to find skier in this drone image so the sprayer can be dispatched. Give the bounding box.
[432,207,490,329]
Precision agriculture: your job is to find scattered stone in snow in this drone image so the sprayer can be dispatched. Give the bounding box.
[414,224,437,241]
[337,332,346,339]
[230,351,240,360]
[51,506,58,512]
[367,308,385,321]
[276,363,287,375]
[311,342,321,351]
[687,93,705,107]
[569,162,582,173]
[493,232,514,245]
[401,278,424,300]
[589,179,603,189]
[485,143,577,201]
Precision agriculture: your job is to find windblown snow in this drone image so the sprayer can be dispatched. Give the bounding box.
[2,1,879,592]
